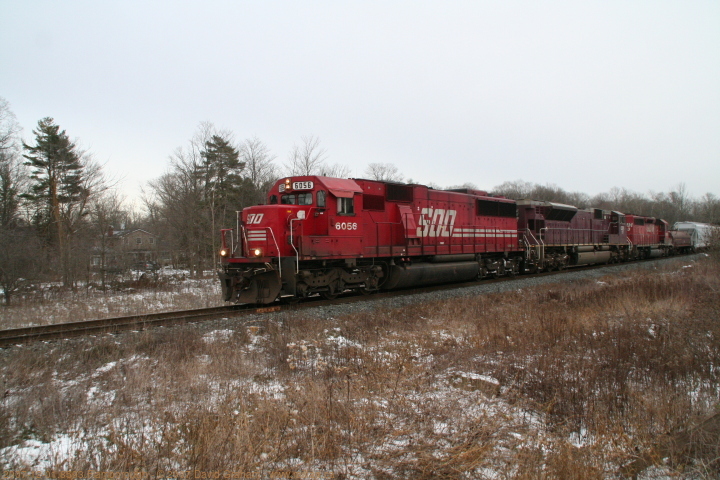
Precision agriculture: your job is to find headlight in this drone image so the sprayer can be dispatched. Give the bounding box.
[251,248,263,257]
[220,249,228,257]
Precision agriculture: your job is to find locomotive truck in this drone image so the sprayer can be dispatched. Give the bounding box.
[218,176,696,304]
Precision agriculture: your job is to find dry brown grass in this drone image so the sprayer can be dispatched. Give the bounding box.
[1,256,719,478]
[0,275,223,329]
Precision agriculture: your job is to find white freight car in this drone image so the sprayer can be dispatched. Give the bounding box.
[672,222,719,250]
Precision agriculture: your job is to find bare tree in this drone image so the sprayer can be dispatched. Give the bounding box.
[697,193,720,224]
[0,97,21,155]
[0,98,26,228]
[0,227,41,306]
[285,136,327,176]
[491,180,535,199]
[445,182,479,190]
[0,158,25,228]
[365,163,404,182]
[319,163,351,178]
[89,190,126,289]
[669,183,691,220]
[239,136,278,205]
[564,191,591,209]
[147,160,205,276]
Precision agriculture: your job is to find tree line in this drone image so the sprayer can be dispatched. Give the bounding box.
[1,95,718,305]
[0,99,373,305]
[491,179,719,227]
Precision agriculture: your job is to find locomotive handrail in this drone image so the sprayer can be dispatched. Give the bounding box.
[289,217,301,273]
[227,227,235,256]
[266,226,282,278]
[220,228,235,258]
[239,224,248,256]
[539,227,548,263]
[234,208,249,258]
[523,228,541,262]
[524,228,540,246]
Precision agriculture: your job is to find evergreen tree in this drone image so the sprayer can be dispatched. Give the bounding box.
[200,134,245,266]
[201,134,244,207]
[22,117,87,284]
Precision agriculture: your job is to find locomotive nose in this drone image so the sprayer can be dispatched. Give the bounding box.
[240,205,309,259]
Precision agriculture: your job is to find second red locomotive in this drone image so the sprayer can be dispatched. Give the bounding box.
[219,176,695,304]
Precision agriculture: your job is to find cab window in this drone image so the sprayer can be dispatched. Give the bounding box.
[337,197,354,215]
[281,194,296,205]
[298,193,313,205]
[269,195,278,204]
[317,190,326,208]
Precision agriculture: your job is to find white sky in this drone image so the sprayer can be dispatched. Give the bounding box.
[2,0,719,205]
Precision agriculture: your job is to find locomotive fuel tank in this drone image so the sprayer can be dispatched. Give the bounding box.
[383,261,480,290]
[573,251,612,265]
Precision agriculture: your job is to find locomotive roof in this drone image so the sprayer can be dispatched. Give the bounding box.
[316,177,362,198]
[515,199,578,211]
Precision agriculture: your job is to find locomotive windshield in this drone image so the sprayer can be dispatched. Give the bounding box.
[281,193,313,205]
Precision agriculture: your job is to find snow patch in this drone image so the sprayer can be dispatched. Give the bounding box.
[0,435,77,469]
[203,328,234,343]
[92,361,116,377]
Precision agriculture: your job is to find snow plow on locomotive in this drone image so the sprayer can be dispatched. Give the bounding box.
[218,176,699,304]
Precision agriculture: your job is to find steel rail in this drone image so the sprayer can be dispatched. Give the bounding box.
[0,254,695,348]
[0,304,281,347]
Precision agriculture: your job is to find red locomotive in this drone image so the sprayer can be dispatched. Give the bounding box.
[218,176,695,304]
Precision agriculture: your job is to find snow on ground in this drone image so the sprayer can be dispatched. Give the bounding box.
[0,269,223,328]
[0,340,686,479]
[1,435,79,470]
[202,328,234,343]
[1,257,711,476]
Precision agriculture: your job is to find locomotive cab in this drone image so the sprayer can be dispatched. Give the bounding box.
[271,176,366,258]
[219,176,368,303]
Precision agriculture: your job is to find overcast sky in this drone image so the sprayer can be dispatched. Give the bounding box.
[2,0,719,205]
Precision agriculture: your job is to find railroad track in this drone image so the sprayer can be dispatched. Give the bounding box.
[0,304,276,347]
[0,255,695,348]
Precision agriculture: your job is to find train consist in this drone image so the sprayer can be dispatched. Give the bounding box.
[218,176,709,304]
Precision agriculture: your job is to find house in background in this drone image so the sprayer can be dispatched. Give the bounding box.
[91,226,170,272]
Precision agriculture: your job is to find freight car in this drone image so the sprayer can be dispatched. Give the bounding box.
[218,176,697,304]
[672,222,719,251]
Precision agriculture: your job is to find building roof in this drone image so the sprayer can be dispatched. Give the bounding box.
[108,228,155,238]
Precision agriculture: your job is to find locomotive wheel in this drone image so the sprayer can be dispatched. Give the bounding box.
[320,291,338,300]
